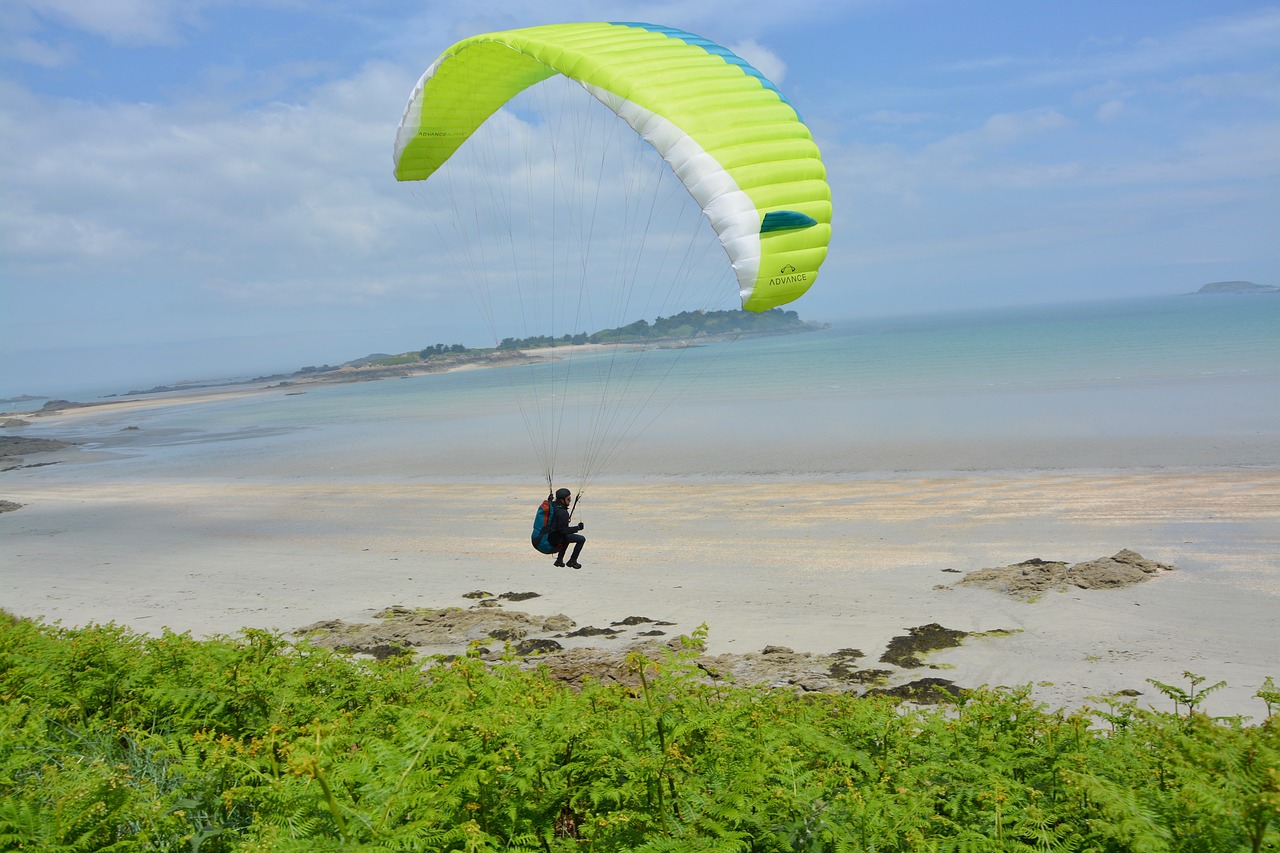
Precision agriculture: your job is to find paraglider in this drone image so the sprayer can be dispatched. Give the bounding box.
[395,22,830,312]
[394,23,831,545]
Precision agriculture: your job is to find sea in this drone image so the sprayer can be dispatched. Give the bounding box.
[7,294,1279,486]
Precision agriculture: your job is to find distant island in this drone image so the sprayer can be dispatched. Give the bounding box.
[496,307,822,349]
[1193,280,1278,294]
[7,309,822,410]
[121,308,825,397]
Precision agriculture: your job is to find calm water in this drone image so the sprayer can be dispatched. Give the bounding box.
[14,295,1280,483]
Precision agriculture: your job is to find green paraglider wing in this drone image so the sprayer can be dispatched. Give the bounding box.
[393,22,831,311]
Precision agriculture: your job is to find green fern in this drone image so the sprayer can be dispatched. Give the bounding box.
[2,613,1277,851]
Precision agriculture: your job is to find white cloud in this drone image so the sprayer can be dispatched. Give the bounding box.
[1177,70,1280,104]
[15,0,207,46]
[1072,79,1133,107]
[1115,122,1280,186]
[863,109,932,125]
[925,109,1073,164]
[940,54,1020,73]
[0,61,416,304]
[729,37,786,84]
[1151,8,1280,65]
[1,208,145,261]
[1,34,74,67]
[977,109,1072,145]
[1095,99,1125,123]
[1037,8,1280,85]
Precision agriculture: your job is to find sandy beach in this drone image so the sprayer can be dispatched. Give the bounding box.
[3,387,1277,719]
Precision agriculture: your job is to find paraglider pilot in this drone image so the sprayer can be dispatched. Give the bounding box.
[549,487,585,569]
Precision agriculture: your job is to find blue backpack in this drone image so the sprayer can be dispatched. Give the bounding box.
[531,497,555,554]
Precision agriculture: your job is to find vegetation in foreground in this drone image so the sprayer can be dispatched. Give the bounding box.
[1,612,1276,852]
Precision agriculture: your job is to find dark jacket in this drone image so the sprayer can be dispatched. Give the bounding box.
[548,501,580,545]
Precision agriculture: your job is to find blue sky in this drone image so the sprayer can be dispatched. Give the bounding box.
[2,1,1277,397]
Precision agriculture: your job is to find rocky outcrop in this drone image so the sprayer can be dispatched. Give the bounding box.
[298,596,999,704]
[1,435,75,470]
[298,604,571,654]
[957,550,1176,599]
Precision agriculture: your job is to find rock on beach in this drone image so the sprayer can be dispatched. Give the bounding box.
[958,549,1176,599]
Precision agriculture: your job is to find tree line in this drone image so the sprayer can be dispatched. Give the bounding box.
[366,309,815,368]
[496,307,813,350]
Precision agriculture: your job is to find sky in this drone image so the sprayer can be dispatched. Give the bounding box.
[2,1,1278,398]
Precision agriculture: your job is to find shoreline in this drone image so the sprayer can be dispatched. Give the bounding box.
[6,334,764,420]
[4,344,608,421]
[2,466,1276,718]
[8,352,539,421]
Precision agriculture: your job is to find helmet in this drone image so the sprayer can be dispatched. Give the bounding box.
[555,488,572,501]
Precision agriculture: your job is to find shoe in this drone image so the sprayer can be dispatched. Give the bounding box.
[567,561,582,569]
[554,560,566,567]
